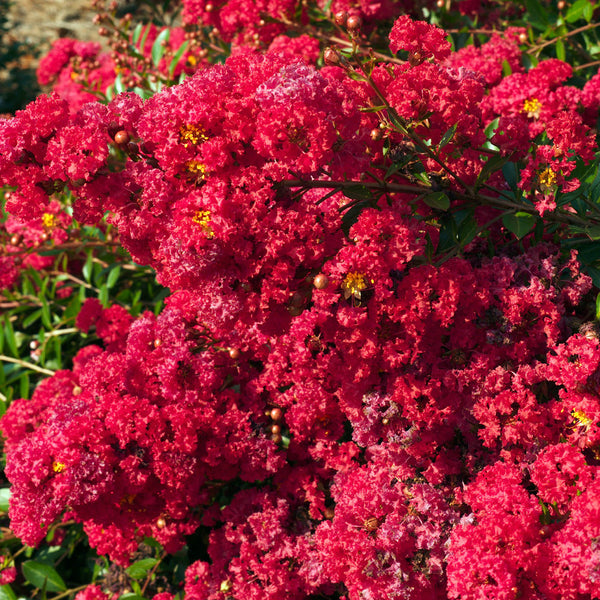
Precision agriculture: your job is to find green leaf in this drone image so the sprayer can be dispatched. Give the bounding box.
[502,162,519,192]
[125,558,158,580]
[2,317,18,356]
[168,40,189,78]
[438,124,457,150]
[106,265,121,290]
[21,561,67,592]
[114,73,125,95]
[41,299,52,329]
[99,284,109,308]
[22,309,42,329]
[525,0,551,29]
[422,191,450,211]
[131,22,144,45]
[0,487,10,513]
[584,0,595,20]
[484,117,500,140]
[586,225,600,240]
[151,28,170,67]
[556,38,566,61]
[82,251,93,283]
[565,0,593,22]
[595,291,600,321]
[501,59,512,77]
[342,184,372,201]
[502,212,536,239]
[19,373,30,399]
[0,585,17,600]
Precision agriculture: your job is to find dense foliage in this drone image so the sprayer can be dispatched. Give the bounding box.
[4,1,600,599]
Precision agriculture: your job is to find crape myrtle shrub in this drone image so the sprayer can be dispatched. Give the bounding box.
[5,0,600,599]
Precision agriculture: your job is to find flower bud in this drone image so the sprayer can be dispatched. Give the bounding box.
[346,15,362,31]
[323,47,341,66]
[334,11,348,27]
[114,130,130,145]
[270,407,283,421]
[228,347,240,359]
[313,274,329,289]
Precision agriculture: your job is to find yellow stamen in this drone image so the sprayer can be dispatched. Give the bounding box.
[192,209,214,238]
[341,272,370,300]
[572,410,592,427]
[42,213,57,229]
[179,124,208,147]
[523,97,542,119]
[538,167,558,194]
[52,461,66,473]
[185,160,209,180]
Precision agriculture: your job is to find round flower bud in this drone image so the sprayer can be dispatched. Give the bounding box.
[9,234,21,246]
[557,0,566,9]
[346,15,362,31]
[271,424,281,435]
[156,517,166,529]
[114,130,130,145]
[228,347,240,359]
[313,274,329,289]
[271,433,283,444]
[334,11,348,27]
[270,407,283,421]
[323,48,341,66]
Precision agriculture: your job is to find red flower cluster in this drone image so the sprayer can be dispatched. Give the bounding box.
[2,10,600,600]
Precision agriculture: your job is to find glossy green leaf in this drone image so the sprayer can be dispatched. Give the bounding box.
[106,265,121,290]
[556,38,566,61]
[0,487,10,513]
[2,317,18,356]
[125,558,158,580]
[423,191,450,211]
[502,212,536,239]
[342,185,372,201]
[151,28,170,67]
[21,560,66,592]
[525,0,550,29]
[565,0,593,22]
[168,40,189,78]
[438,124,457,150]
[0,585,17,600]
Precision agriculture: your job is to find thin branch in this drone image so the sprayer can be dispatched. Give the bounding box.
[0,355,55,376]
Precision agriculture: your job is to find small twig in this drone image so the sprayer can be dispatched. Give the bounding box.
[527,22,600,54]
[0,355,55,376]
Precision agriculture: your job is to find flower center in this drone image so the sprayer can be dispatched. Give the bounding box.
[523,97,542,119]
[179,124,208,147]
[192,209,214,238]
[572,410,591,427]
[538,166,558,194]
[42,213,57,229]
[341,272,369,300]
[52,461,66,473]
